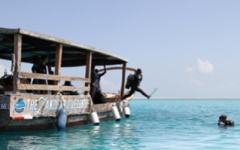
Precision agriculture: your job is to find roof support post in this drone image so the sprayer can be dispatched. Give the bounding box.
[54,44,62,94]
[85,51,92,95]
[120,63,127,98]
[13,34,22,94]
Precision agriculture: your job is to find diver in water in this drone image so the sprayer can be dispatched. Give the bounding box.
[218,114,235,127]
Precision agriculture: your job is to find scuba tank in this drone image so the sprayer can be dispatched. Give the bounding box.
[125,74,133,89]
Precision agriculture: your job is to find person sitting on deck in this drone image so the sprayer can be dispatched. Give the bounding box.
[218,114,235,127]
[0,71,13,94]
[62,81,79,95]
[90,64,106,104]
[121,68,150,100]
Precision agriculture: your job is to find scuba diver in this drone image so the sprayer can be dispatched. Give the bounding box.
[121,68,150,100]
[218,114,235,127]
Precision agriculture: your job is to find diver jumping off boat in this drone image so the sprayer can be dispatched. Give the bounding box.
[122,68,150,100]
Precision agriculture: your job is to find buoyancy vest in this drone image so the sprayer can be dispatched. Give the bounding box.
[218,120,235,127]
[125,74,133,89]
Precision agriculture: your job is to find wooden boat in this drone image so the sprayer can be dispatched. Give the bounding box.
[0,27,135,131]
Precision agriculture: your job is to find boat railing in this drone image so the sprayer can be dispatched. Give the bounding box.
[0,71,90,95]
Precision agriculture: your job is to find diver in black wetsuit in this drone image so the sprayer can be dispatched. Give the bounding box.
[31,56,49,94]
[90,64,106,104]
[218,114,235,127]
[121,68,150,100]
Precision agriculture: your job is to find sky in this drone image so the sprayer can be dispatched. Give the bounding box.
[1,1,240,99]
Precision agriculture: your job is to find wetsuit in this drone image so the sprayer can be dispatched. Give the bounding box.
[90,69,106,104]
[32,63,47,84]
[32,63,47,94]
[122,74,149,100]
[218,120,235,127]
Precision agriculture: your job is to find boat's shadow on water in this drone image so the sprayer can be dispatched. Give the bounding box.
[64,119,143,149]
[0,129,68,149]
[0,118,142,150]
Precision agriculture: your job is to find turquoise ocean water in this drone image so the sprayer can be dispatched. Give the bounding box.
[1,99,240,150]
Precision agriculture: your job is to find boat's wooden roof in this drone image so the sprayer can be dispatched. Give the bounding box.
[0,27,128,67]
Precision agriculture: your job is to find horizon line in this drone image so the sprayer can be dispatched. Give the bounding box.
[133,97,240,100]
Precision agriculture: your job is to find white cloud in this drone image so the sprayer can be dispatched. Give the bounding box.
[197,59,214,74]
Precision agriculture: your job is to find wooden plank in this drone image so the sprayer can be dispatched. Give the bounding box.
[0,28,128,63]
[55,44,62,77]
[19,28,128,63]
[121,63,127,97]
[0,28,19,34]
[9,94,91,118]
[19,72,90,83]
[13,34,22,94]
[92,103,113,113]
[54,44,62,92]
[84,52,92,95]
[9,94,89,100]
[98,66,136,72]
[18,84,90,92]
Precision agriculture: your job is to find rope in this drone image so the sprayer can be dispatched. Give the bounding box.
[89,94,94,113]
[45,93,65,130]
[58,93,65,110]
[48,117,57,130]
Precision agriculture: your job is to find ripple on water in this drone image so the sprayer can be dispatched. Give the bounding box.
[1,99,240,149]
